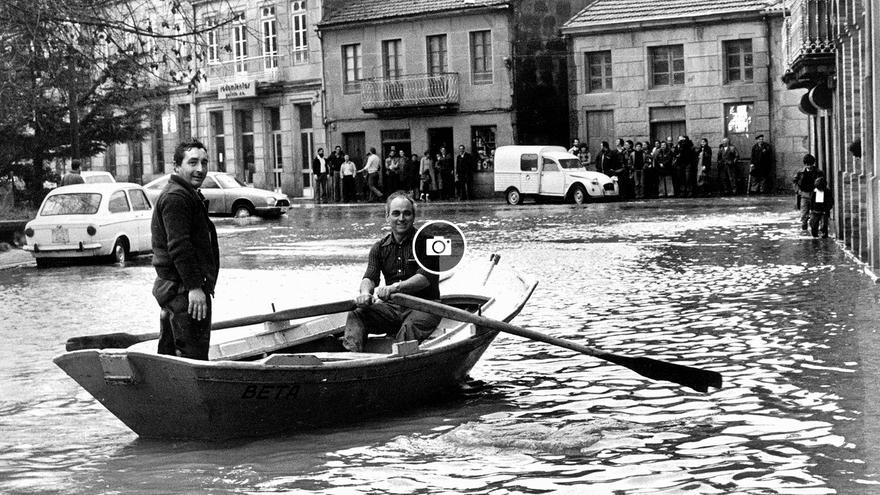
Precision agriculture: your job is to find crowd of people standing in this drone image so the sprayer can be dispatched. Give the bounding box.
[311,144,482,203]
[569,134,776,199]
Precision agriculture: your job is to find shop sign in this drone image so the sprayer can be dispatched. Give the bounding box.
[219,81,257,99]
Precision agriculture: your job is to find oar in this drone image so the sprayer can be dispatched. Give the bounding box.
[65,299,357,351]
[390,293,723,393]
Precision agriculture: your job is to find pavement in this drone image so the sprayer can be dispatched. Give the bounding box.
[0,245,34,270]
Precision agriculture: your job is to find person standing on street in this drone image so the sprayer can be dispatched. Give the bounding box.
[340,153,358,202]
[749,134,775,194]
[455,145,475,200]
[809,176,834,238]
[437,147,454,200]
[60,160,85,186]
[312,148,329,203]
[716,138,739,195]
[363,147,384,202]
[795,154,822,231]
[329,146,344,202]
[151,139,219,361]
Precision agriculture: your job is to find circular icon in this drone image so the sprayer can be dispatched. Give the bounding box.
[412,220,467,275]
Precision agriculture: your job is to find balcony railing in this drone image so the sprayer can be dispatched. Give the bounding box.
[361,73,460,113]
[782,0,835,88]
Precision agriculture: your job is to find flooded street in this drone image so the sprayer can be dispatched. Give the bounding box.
[2,196,880,494]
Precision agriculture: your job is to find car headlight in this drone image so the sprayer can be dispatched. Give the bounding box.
[265,197,276,206]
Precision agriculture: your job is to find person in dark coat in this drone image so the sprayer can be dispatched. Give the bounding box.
[809,176,833,238]
[795,154,822,231]
[672,135,695,197]
[151,139,220,361]
[749,134,775,194]
[454,145,475,200]
[695,138,712,196]
[437,147,454,200]
[312,148,329,202]
[595,141,613,176]
[716,138,739,195]
[60,159,85,186]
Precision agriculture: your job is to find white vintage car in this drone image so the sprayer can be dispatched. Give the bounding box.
[23,182,153,267]
[494,145,619,205]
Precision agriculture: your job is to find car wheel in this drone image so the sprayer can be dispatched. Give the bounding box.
[572,185,588,205]
[506,188,522,206]
[233,202,254,218]
[112,238,128,264]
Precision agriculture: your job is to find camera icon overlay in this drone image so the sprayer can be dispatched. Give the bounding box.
[413,220,466,274]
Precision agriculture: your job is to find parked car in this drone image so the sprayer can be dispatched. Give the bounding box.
[144,172,290,218]
[23,182,153,268]
[80,171,116,184]
[494,145,619,205]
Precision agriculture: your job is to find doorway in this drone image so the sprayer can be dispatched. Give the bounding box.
[427,127,453,158]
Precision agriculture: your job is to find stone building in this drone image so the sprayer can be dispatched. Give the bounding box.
[561,0,809,191]
[781,0,880,277]
[91,0,325,198]
[318,0,514,198]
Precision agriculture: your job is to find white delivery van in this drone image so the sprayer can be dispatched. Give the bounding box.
[493,145,619,205]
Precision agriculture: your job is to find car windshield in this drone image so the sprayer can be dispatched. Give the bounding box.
[40,193,102,215]
[559,158,583,169]
[213,174,246,189]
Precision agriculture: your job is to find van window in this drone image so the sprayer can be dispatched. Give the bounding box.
[543,159,559,172]
[520,154,538,172]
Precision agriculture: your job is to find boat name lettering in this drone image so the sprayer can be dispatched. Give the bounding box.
[241,384,300,400]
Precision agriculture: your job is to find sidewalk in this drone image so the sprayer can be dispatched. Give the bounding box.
[0,245,34,270]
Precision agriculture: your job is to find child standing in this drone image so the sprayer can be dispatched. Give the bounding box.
[809,176,834,238]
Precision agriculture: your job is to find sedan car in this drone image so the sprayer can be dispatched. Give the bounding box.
[23,182,153,267]
[144,172,290,218]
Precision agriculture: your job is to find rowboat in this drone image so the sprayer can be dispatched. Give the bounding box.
[54,256,537,440]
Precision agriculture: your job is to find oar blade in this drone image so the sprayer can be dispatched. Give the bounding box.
[601,354,723,393]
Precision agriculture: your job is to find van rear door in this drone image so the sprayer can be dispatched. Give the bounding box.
[539,157,565,196]
[519,153,540,195]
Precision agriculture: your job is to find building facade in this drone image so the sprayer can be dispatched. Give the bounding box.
[318,0,514,198]
[90,0,325,198]
[781,0,880,277]
[562,0,809,191]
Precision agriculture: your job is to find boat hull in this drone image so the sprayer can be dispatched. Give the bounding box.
[55,328,499,440]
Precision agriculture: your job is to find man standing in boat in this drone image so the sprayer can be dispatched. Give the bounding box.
[151,139,220,360]
[341,191,442,352]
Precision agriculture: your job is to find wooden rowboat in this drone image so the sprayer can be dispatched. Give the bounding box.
[54,256,537,440]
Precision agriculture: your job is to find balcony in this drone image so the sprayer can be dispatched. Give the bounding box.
[196,51,317,95]
[361,73,460,115]
[781,0,836,89]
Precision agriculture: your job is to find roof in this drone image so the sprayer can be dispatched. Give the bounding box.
[51,182,143,193]
[562,0,782,32]
[320,0,510,28]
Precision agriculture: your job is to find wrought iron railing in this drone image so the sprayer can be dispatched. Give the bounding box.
[783,0,835,68]
[361,72,460,111]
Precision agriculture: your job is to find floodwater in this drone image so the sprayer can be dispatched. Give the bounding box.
[1,196,880,494]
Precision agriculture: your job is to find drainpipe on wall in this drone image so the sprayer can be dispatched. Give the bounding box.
[764,15,776,187]
[869,0,880,272]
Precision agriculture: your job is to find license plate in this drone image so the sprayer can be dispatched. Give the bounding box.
[51,226,69,244]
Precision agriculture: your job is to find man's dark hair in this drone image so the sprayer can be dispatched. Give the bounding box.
[803,154,816,166]
[369,147,376,154]
[71,159,82,171]
[173,139,208,168]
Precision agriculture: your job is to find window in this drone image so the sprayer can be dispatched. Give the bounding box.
[471,126,496,171]
[649,45,684,87]
[382,39,402,79]
[108,190,131,213]
[520,154,538,172]
[129,189,151,211]
[205,17,219,64]
[232,12,247,73]
[236,110,255,183]
[585,51,612,92]
[291,1,308,64]
[427,35,447,75]
[298,104,313,188]
[201,176,219,189]
[40,194,102,215]
[342,44,362,93]
[724,39,753,83]
[178,104,191,141]
[261,7,278,69]
[470,30,493,84]
[210,110,226,172]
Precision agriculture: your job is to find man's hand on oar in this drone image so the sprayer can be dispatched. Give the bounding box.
[389,293,722,393]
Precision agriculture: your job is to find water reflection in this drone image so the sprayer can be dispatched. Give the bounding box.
[1,197,878,493]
